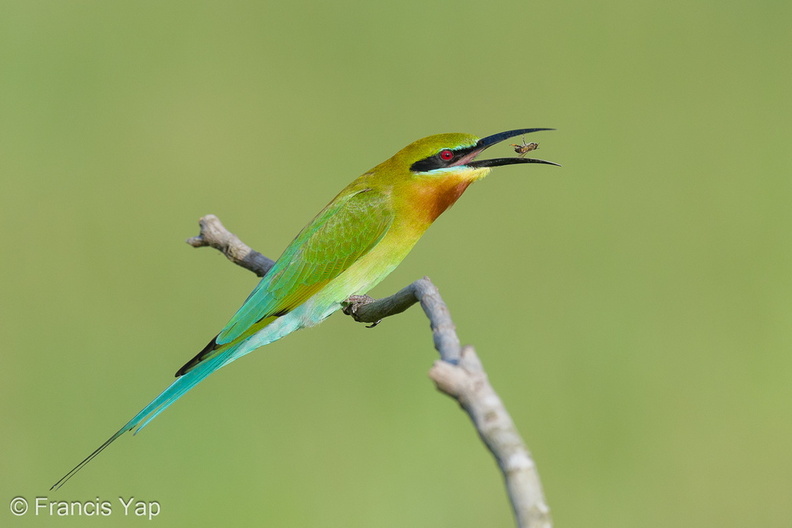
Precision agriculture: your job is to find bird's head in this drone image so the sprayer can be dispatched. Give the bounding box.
[368,128,558,222]
[389,128,559,183]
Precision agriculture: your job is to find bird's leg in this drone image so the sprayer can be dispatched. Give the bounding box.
[342,295,382,328]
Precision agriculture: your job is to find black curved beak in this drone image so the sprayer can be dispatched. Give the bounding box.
[465,128,560,168]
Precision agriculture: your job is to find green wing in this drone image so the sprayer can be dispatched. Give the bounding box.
[218,187,393,344]
[177,187,393,376]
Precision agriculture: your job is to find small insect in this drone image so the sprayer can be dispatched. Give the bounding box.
[510,137,539,158]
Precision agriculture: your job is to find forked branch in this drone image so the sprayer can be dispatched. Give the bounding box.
[188,214,552,528]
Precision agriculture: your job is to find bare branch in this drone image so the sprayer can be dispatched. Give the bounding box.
[186,214,275,277]
[431,347,552,528]
[187,214,552,528]
[342,279,462,363]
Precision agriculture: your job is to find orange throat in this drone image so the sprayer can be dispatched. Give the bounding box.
[415,178,474,223]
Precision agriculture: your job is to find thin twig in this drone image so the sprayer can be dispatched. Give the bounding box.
[186,214,275,277]
[343,279,461,363]
[188,214,552,528]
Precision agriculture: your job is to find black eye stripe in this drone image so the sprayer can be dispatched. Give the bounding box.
[410,145,476,173]
[410,153,446,172]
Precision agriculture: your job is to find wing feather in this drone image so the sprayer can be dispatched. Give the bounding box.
[218,187,393,344]
[177,188,392,375]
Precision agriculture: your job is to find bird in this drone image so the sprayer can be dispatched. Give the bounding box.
[51,128,558,490]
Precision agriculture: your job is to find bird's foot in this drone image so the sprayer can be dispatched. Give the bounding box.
[343,295,382,328]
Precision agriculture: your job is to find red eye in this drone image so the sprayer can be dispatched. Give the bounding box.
[439,149,454,161]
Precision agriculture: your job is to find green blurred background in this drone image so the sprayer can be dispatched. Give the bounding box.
[2,1,790,526]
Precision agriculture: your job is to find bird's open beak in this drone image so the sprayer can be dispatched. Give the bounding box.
[463,128,560,168]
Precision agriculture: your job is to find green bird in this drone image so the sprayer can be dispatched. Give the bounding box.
[52,128,558,489]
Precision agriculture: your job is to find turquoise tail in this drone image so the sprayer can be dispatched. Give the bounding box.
[50,351,229,490]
